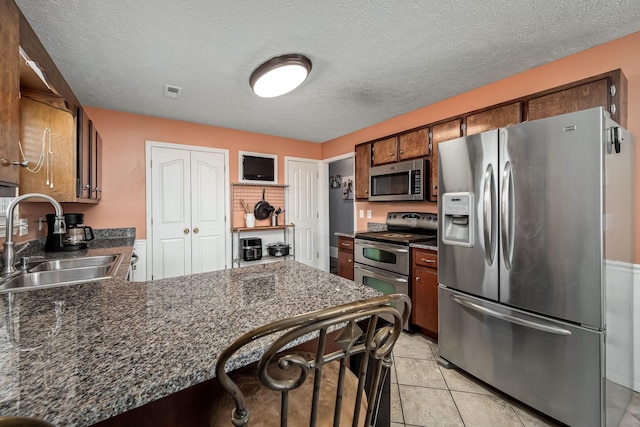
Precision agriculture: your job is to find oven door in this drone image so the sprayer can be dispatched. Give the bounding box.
[354,263,410,330]
[354,239,410,275]
[354,263,409,295]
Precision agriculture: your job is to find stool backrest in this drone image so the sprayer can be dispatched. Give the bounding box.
[214,294,411,427]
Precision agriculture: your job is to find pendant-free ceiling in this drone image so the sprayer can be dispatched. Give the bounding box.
[250,54,312,98]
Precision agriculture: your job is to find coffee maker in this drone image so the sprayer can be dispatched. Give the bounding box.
[45,213,94,251]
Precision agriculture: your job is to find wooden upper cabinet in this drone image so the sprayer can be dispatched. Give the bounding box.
[0,0,21,189]
[466,102,521,136]
[430,119,462,199]
[371,137,397,166]
[398,128,429,161]
[527,78,609,122]
[355,143,371,199]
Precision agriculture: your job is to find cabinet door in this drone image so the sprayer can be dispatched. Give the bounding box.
[466,102,521,136]
[76,108,91,198]
[527,79,608,122]
[338,249,354,280]
[0,0,20,187]
[90,128,102,199]
[354,143,371,199]
[398,128,429,160]
[412,265,439,337]
[19,97,76,199]
[430,119,462,199]
[371,137,397,166]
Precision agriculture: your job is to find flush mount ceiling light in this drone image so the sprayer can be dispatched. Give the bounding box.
[250,54,312,98]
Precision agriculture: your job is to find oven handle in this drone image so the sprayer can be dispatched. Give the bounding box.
[354,264,409,283]
[355,240,409,253]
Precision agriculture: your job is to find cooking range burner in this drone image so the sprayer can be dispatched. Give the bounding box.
[382,233,413,238]
[355,212,438,246]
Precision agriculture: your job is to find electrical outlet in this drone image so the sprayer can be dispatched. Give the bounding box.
[18,219,28,236]
[367,210,372,219]
[359,209,364,218]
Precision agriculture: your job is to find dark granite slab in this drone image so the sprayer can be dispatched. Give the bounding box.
[0,257,380,426]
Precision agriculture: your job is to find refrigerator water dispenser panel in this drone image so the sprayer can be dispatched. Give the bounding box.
[442,192,474,247]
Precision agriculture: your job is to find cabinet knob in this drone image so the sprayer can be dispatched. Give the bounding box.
[390,152,394,156]
[348,259,352,263]
[399,150,404,154]
[1,159,28,168]
[184,228,190,234]
[416,276,420,281]
[193,227,199,233]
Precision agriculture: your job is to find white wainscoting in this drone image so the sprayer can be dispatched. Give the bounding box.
[129,239,148,282]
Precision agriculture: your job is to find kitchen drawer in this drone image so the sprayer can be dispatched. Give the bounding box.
[338,236,354,252]
[412,248,437,269]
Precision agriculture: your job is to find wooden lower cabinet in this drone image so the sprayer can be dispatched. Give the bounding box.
[337,236,354,280]
[411,248,438,338]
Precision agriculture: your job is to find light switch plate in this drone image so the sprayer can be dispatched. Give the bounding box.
[367,210,372,218]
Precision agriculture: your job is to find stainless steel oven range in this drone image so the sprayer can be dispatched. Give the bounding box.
[354,212,437,330]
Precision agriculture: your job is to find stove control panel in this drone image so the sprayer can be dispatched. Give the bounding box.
[386,212,438,231]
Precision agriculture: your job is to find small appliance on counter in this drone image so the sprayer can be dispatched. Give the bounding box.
[240,237,262,261]
[266,242,290,257]
[45,213,95,251]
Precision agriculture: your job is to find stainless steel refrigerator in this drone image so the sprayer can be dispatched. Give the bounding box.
[437,107,634,427]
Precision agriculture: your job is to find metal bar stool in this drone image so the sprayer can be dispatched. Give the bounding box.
[211,293,411,427]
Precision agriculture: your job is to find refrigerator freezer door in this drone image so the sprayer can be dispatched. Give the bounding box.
[499,108,604,328]
[438,286,603,427]
[438,130,499,300]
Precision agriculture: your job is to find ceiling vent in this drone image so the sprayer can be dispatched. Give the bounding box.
[163,84,182,99]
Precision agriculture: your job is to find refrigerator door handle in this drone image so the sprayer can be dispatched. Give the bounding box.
[483,164,495,266]
[501,162,514,269]
[451,295,572,336]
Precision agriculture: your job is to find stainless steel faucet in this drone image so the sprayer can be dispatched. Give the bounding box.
[1,193,65,276]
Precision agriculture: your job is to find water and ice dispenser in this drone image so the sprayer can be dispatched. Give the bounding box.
[441,192,474,247]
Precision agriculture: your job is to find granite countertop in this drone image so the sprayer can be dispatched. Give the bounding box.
[409,242,438,251]
[0,245,380,426]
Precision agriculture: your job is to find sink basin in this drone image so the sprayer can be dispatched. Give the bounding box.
[0,253,124,293]
[28,255,119,272]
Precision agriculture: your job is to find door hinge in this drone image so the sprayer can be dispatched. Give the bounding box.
[317,252,319,259]
[150,217,153,225]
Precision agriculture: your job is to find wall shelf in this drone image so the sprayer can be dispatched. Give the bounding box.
[230,183,294,268]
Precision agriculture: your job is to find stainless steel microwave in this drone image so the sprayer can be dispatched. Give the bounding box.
[369,158,426,201]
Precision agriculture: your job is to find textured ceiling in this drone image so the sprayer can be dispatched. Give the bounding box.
[14,0,640,143]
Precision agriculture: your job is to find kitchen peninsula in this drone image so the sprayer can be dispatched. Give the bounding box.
[0,254,380,426]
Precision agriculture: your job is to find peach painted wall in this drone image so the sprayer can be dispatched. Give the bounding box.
[19,110,321,241]
[322,31,640,263]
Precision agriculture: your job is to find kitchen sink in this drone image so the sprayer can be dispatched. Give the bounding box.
[28,255,119,272]
[0,253,124,293]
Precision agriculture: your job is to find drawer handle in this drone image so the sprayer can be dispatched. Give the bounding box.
[451,295,572,336]
[341,242,351,246]
[421,258,436,263]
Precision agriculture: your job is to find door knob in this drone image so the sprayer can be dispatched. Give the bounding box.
[193,227,199,233]
[184,228,190,234]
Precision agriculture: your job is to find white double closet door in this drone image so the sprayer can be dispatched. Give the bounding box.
[148,143,227,279]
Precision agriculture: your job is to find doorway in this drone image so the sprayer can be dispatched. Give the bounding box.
[285,157,319,268]
[146,141,229,279]
[324,154,355,274]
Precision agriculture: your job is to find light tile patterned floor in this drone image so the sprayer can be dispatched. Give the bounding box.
[390,332,640,427]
